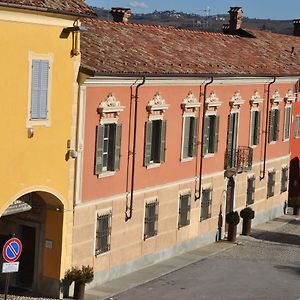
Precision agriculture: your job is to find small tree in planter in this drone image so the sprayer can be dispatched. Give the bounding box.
[65,265,94,300]
[240,207,255,236]
[226,211,240,242]
[290,198,300,216]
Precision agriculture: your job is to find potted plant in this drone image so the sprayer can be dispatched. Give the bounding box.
[225,211,240,242]
[65,265,94,300]
[290,198,300,216]
[63,267,80,298]
[240,207,255,236]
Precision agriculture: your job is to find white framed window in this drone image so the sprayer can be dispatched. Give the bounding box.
[269,108,280,143]
[182,116,198,159]
[249,110,260,146]
[203,114,220,155]
[283,106,292,140]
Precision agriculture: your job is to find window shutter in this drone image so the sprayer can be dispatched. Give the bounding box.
[255,111,261,145]
[113,124,122,171]
[284,107,291,139]
[95,125,104,175]
[192,117,198,157]
[39,60,49,119]
[182,117,191,159]
[269,110,275,143]
[160,120,167,163]
[203,116,209,156]
[227,114,234,152]
[31,60,40,119]
[214,115,220,153]
[274,109,280,141]
[250,111,255,146]
[144,121,152,166]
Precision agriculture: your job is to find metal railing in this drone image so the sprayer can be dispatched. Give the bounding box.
[225,146,253,172]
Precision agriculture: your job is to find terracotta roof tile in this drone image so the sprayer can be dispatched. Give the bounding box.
[0,0,95,16]
[81,18,300,77]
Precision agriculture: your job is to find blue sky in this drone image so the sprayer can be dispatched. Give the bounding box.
[86,0,300,20]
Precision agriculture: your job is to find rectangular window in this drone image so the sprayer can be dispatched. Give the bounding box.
[281,167,288,193]
[200,187,212,221]
[95,213,111,255]
[250,110,260,146]
[30,59,49,120]
[267,171,276,198]
[294,116,300,138]
[269,109,280,142]
[95,123,122,175]
[203,115,220,155]
[246,176,255,205]
[178,193,191,228]
[144,201,158,239]
[144,119,166,166]
[182,116,198,159]
[284,106,291,140]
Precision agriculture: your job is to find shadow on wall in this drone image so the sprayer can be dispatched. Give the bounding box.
[289,157,300,200]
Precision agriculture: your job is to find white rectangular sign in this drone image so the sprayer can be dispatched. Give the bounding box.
[2,262,19,273]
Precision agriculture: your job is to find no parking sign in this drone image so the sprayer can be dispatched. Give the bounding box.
[2,238,22,263]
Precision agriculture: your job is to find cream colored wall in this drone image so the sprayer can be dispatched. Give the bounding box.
[0,10,80,283]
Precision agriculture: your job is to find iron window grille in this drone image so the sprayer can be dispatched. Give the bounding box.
[246,176,255,205]
[178,193,191,228]
[267,171,276,198]
[144,201,159,240]
[95,213,111,255]
[200,188,212,221]
[281,167,288,193]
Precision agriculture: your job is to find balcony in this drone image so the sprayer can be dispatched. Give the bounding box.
[224,146,253,173]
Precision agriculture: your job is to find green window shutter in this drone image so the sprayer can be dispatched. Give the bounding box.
[182,117,191,159]
[144,121,152,166]
[250,111,255,146]
[202,116,209,156]
[284,107,291,139]
[227,114,234,152]
[255,111,261,145]
[269,110,275,143]
[160,120,167,163]
[274,109,280,141]
[214,115,220,153]
[113,124,122,171]
[95,125,105,175]
[192,117,198,157]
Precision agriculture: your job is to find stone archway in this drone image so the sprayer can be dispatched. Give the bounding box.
[0,191,64,297]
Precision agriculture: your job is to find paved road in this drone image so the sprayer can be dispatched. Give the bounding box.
[109,219,300,300]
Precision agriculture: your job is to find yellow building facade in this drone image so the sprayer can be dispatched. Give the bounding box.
[0,2,92,297]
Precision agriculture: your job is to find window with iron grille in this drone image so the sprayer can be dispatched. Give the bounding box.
[178,193,191,228]
[200,188,212,221]
[95,213,111,255]
[246,176,255,205]
[144,201,158,239]
[284,106,291,140]
[281,167,288,193]
[295,116,300,138]
[267,171,276,198]
[250,110,260,146]
[144,120,166,166]
[95,123,122,175]
[182,117,198,159]
[269,109,280,143]
[203,115,220,155]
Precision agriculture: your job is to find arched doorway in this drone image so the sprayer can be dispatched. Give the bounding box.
[0,191,64,297]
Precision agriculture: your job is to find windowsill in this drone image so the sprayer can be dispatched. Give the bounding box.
[97,171,116,178]
[178,223,190,230]
[27,118,51,127]
[249,144,258,149]
[146,163,161,169]
[269,141,277,145]
[181,157,193,163]
[282,138,290,142]
[203,153,215,158]
[95,250,110,258]
[144,234,157,241]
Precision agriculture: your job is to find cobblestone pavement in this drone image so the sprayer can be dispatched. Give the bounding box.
[109,218,300,300]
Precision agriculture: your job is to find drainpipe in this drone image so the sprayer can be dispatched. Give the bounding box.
[125,76,146,221]
[260,76,276,180]
[195,77,214,201]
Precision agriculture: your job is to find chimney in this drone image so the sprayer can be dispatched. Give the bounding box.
[229,7,243,33]
[110,7,132,23]
[294,19,300,36]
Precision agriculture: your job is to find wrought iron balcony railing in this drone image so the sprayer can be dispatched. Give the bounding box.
[224,146,253,173]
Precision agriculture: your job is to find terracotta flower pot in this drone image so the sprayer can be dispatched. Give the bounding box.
[242,218,252,236]
[227,223,237,242]
[73,281,85,300]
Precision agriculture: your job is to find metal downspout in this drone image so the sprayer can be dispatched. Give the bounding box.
[260,76,276,180]
[195,77,214,201]
[125,76,146,221]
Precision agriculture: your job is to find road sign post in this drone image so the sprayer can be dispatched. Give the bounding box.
[2,237,22,300]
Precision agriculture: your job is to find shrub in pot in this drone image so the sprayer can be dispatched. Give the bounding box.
[290,198,300,216]
[225,211,240,242]
[240,207,255,236]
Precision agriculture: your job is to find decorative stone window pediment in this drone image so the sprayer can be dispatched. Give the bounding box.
[250,90,263,107]
[147,92,169,115]
[270,89,283,105]
[206,91,222,110]
[181,91,200,113]
[97,93,125,118]
[230,90,244,108]
[284,89,296,104]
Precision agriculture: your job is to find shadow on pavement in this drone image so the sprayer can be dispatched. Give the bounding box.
[274,265,300,276]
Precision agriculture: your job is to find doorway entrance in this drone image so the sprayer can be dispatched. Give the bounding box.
[225,177,235,233]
